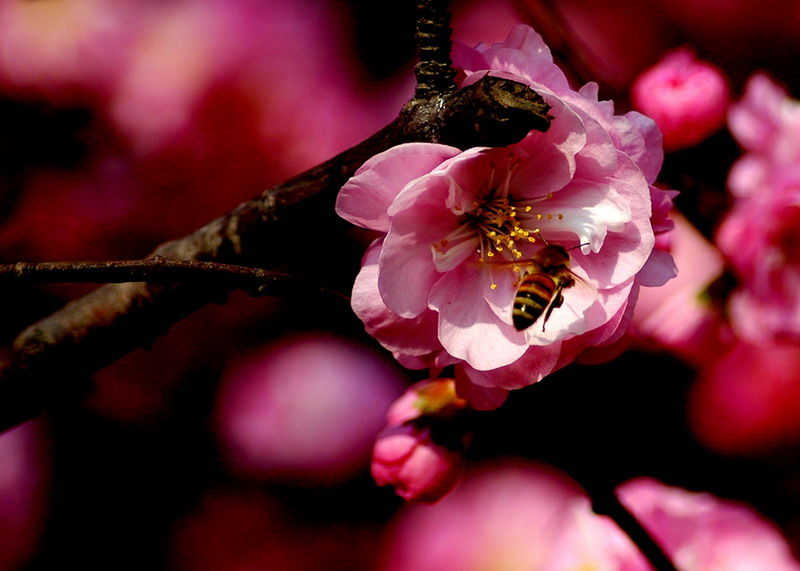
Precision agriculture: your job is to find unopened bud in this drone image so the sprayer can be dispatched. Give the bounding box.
[632,48,730,151]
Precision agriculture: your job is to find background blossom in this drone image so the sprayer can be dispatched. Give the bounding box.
[717,74,800,342]
[6,0,800,568]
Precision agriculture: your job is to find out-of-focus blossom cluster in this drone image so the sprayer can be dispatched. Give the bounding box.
[0,0,407,262]
[379,460,800,570]
[626,61,800,455]
[718,75,800,344]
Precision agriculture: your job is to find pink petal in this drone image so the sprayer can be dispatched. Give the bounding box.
[353,240,443,358]
[462,342,563,390]
[429,265,528,370]
[379,191,459,318]
[512,96,587,195]
[336,143,461,232]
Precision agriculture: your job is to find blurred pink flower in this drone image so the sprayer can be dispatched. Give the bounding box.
[0,422,49,570]
[378,459,587,570]
[727,74,800,199]
[631,211,732,364]
[0,0,406,262]
[378,459,800,570]
[632,48,730,151]
[617,478,800,570]
[717,74,800,342]
[688,340,800,454]
[0,0,140,101]
[337,26,676,408]
[213,332,406,485]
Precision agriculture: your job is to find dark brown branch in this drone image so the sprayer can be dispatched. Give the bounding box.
[0,75,552,432]
[588,484,679,571]
[414,0,457,98]
[0,258,347,301]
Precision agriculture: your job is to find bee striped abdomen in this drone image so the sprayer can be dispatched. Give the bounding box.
[512,273,557,331]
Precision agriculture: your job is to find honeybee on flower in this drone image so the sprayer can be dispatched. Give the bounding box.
[336,26,677,409]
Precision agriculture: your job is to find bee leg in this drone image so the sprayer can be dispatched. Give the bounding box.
[540,290,565,332]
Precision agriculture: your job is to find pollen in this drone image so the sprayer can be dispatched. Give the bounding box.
[431,156,571,291]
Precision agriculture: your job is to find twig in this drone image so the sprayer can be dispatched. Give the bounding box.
[589,484,680,571]
[0,257,348,301]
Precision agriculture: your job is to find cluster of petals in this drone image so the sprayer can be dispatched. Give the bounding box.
[379,460,800,570]
[717,74,800,342]
[337,25,676,408]
[632,47,730,151]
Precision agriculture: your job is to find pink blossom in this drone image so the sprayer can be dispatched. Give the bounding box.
[688,340,800,454]
[372,378,470,502]
[213,332,406,485]
[378,460,800,570]
[617,478,800,570]
[717,75,800,342]
[0,422,50,570]
[632,48,730,151]
[727,74,800,199]
[378,460,587,570]
[371,424,464,503]
[384,378,467,428]
[631,211,732,364]
[337,25,676,407]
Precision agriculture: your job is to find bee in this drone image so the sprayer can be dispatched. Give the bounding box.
[511,244,581,332]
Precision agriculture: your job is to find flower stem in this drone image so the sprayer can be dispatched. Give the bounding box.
[414,0,457,99]
[589,485,679,571]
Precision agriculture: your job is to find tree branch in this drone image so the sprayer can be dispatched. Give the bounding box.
[414,0,457,98]
[0,75,552,432]
[587,482,679,571]
[0,258,347,301]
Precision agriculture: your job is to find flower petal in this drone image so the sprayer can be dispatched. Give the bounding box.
[336,143,461,232]
[353,239,444,359]
[429,264,529,370]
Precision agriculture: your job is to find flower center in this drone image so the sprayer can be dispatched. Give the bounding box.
[467,196,547,261]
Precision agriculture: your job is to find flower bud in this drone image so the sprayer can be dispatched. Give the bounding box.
[632,48,730,151]
[372,378,470,502]
[371,424,464,503]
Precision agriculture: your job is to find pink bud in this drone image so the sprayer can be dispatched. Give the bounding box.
[385,378,466,427]
[371,425,463,503]
[632,48,730,151]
